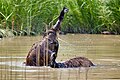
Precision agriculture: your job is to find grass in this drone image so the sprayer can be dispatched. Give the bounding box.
[0,29,14,37]
[0,0,120,35]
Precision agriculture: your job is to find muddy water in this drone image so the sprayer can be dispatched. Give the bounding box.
[0,34,120,80]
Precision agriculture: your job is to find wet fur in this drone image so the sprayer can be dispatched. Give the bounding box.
[50,53,94,68]
[25,30,59,66]
[25,7,68,66]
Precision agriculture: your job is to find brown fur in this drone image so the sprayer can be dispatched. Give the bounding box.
[50,53,94,68]
[64,57,94,67]
[25,7,68,66]
[25,29,59,66]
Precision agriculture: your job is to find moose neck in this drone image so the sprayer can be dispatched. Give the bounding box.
[52,9,65,31]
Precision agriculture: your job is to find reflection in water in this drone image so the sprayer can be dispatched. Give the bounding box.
[0,34,120,80]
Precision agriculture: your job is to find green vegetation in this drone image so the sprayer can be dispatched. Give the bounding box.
[0,0,120,36]
[0,29,14,38]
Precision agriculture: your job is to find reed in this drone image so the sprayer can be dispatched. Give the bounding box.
[0,0,120,35]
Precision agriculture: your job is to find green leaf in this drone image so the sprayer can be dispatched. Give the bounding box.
[6,12,13,20]
[0,12,6,19]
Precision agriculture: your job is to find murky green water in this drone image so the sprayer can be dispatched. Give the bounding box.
[0,34,120,80]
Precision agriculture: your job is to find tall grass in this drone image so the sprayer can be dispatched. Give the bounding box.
[0,0,120,35]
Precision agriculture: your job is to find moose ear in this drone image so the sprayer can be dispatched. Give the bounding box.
[63,7,69,13]
[63,6,67,10]
[63,7,66,9]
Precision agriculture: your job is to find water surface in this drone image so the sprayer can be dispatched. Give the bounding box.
[0,34,120,80]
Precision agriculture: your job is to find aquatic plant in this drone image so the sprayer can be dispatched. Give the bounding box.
[0,29,14,37]
[0,0,120,35]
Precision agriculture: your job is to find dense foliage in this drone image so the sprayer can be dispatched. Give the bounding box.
[0,0,120,35]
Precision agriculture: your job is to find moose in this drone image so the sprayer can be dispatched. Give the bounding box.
[25,7,94,68]
[25,7,69,66]
[50,53,94,68]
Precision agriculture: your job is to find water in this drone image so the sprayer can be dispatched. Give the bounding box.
[0,34,120,80]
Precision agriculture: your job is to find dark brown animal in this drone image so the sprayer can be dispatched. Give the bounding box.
[50,53,94,68]
[25,7,69,66]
